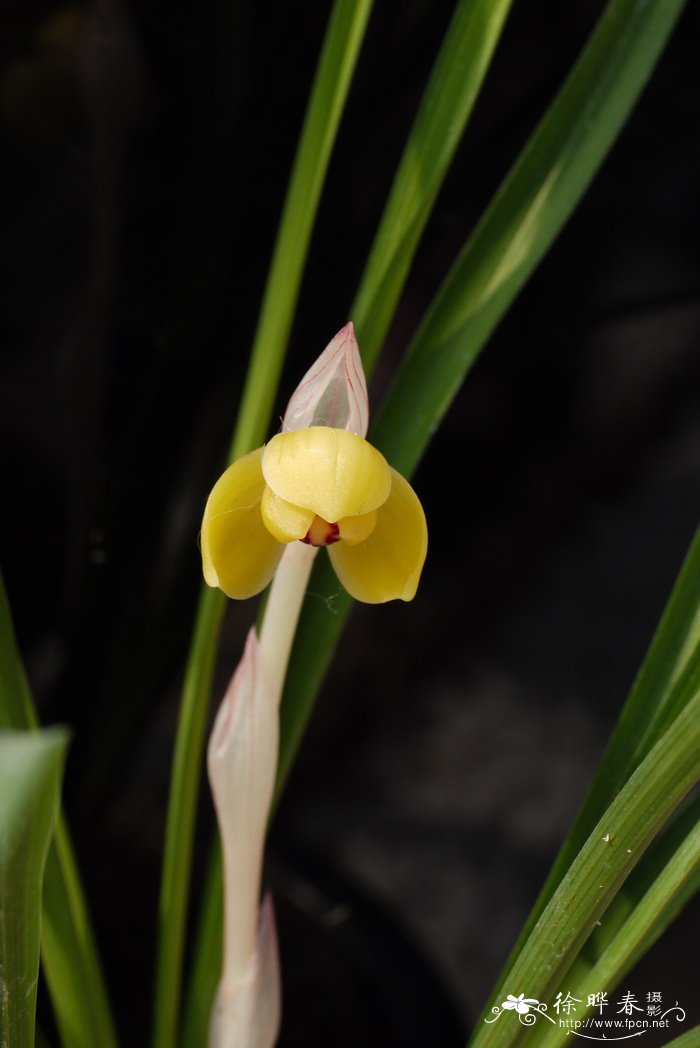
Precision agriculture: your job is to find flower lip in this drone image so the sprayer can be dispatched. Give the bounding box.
[262,426,391,524]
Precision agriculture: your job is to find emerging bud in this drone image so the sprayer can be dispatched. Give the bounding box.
[209,895,281,1048]
[282,322,369,436]
[207,630,281,1047]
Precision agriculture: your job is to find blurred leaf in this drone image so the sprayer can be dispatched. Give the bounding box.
[41,820,121,1048]
[162,4,374,1045]
[0,571,37,730]
[664,1028,700,1048]
[467,687,700,1048]
[0,573,119,1048]
[370,0,688,475]
[0,728,68,1047]
[351,0,514,370]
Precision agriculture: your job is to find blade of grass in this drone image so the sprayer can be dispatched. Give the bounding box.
[0,573,119,1048]
[153,4,374,1045]
[531,800,700,1048]
[228,0,374,462]
[484,527,700,1011]
[0,729,68,1048]
[664,1028,700,1048]
[350,0,514,370]
[466,687,700,1048]
[181,839,223,1048]
[567,793,700,985]
[41,820,121,1048]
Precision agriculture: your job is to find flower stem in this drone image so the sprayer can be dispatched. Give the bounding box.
[259,542,319,705]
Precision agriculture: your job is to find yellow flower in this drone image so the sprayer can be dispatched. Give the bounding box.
[201,425,427,604]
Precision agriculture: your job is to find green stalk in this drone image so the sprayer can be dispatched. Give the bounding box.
[0,574,119,1048]
[485,527,700,1012]
[152,4,373,1045]
[534,812,700,1048]
[467,688,700,1048]
[561,793,700,997]
[350,0,514,370]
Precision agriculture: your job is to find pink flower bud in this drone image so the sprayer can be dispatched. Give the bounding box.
[282,321,369,436]
[207,629,279,1023]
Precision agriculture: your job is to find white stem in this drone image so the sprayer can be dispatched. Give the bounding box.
[211,541,318,1018]
[258,541,318,705]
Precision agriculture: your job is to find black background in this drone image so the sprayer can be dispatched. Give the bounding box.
[1,1,699,1044]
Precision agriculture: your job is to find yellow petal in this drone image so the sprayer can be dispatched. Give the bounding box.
[337,510,376,546]
[262,427,391,523]
[201,449,283,599]
[260,488,314,543]
[328,469,427,603]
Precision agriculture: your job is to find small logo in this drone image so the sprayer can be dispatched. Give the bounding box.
[485,989,686,1040]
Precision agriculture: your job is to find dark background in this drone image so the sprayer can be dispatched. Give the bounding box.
[1,1,699,1045]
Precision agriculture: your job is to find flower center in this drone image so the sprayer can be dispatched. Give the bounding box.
[302,515,340,547]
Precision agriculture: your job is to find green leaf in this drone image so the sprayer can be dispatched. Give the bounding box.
[228,0,374,463]
[350,0,514,371]
[180,840,223,1048]
[158,5,374,1045]
[565,792,700,990]
[533,806,700,1048]
[40,819,121,1048]
[371,0,688,475]
[0,572,37,731]
[489,527,700,1007]
[0,728,68,1047]
[0,572,119,1048]
[467,687,700,1048]
[663,1028,700,1048]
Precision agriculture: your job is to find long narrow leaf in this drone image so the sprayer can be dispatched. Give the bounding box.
[0,729,68,1047]
[488,526,700,1006]
[467,687,700,1048]
[563,792,700,992]
[228,0,374,462]
[0,572,36,730]
[181,841,223,1048]
[158,4,374,1044]
[0,573,119,1048]
[534,815,700,1048]
[351,0,514,371]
